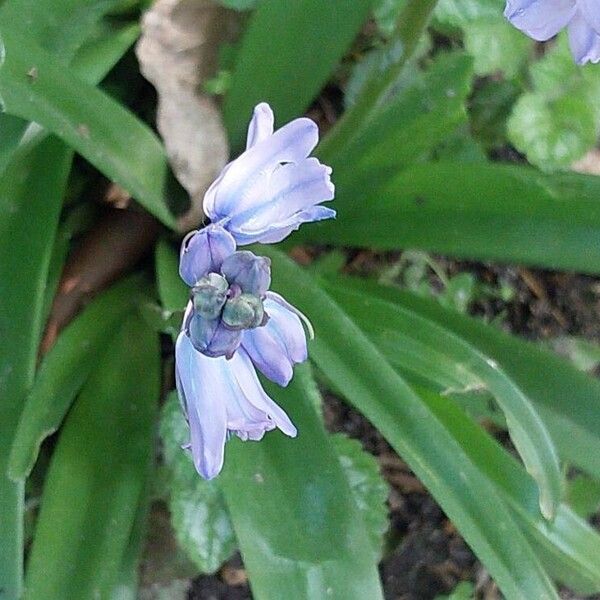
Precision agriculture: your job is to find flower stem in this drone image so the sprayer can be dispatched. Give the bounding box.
[318,0,439,160]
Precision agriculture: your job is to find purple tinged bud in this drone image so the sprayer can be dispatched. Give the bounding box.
[179,224,236,287]
[220,251,271,296]
[188,312,242,359]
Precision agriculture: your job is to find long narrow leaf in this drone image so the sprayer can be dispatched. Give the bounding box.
[324,278,562,519]
[295,162,600,274]
[219,364,384,600]
[9,277,144,480]
[260,247,558,599]
[417,388,600,594]
[223,0,372,151]
[24,316,159,600]
[344,278,600,481]
[0,26,175,227]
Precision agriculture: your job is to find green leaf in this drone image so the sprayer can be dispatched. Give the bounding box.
[319,0,438,159]
[373,0,406,37]
[295,161,600,275]
[331,51,473,178]
[463,18,529,77]
[215,0,257,9]
[0,0,138,173]
[155,240,188,314]
[508,35,600,171]
[324,278,563,521]
[0,26,175,227]
[160,393,237,574]
[219,363,384,600]
[0,137,73,599]
[508,92,596,171]
[434,0,503,26]
[9,276,144,480]
[260,247,558,599]
[418,387,600,595]
[433,0,530,77]
[0,3,146,594]
[566,475,600,520]
[343,279,600,482]
[469,78,521,149]
[24,316,160,600]
[110,487,152,600]
[435,581,475,600]
[223,0,373,150]
[331,434,389,557]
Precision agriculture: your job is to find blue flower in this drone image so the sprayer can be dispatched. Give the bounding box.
[176,332,297,479]
[505,0,600,64]
[174,103,333,479]
[203,102,335,245]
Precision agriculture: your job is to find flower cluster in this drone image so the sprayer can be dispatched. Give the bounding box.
[175,103,334,479]
[505,0,600,64]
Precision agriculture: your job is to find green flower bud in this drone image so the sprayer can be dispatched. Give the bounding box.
[192,273,228,320]
[221,293,265,330]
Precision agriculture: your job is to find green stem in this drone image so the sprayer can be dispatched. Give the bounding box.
[318,0,439,160]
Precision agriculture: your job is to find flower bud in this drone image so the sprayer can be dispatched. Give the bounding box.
[187,313,242,359]
[220,251,271,296]
[191,273,228,320]
[222,293,265,330]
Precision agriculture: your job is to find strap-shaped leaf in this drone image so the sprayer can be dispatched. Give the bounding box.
[324,278,563,520]
[24,316,159,600]
[219,364,385,600]
[0,26,175,227]
[0,137,72,600]
[223,0,372,151]
[9,277,144,480]
[294,161,600,275]
[260,247,558,599]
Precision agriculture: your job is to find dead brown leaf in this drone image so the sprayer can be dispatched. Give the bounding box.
[136,0,237,232]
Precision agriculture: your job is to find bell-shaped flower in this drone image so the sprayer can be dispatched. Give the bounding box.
[203,102,335,245]
[505,0,600,64]
[241,292,309,387]
[175,332,297,479]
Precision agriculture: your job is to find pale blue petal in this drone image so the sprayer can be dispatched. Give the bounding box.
[229,349,298,437]
[233,205,336,245]
[241,297,308,386]
[179,224,236,287]
[578,0,600,35]
[569,9,600,63]
[203,117,319,220]
[175,332,228,479]
[505,0,576,40]
[246,103,274,149]
[225,157,335,244]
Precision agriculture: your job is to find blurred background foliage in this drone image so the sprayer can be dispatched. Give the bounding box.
[1,0,600,598]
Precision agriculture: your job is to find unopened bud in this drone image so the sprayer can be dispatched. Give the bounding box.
[222,293,265,330]
[192,273,228,320]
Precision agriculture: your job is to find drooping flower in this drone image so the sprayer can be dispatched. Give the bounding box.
[176,332,297,479]
[174,102,332,479]
[203,102,335,245]
[505,0,600,64]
